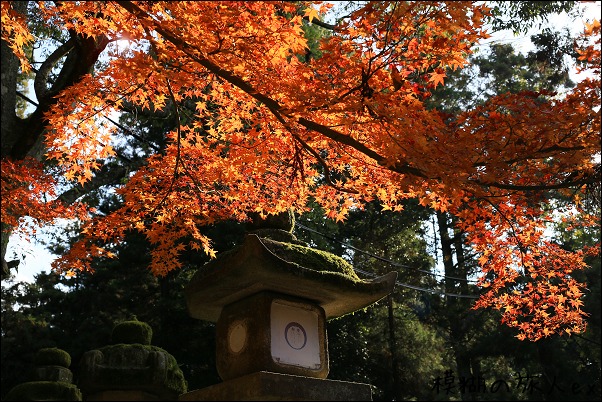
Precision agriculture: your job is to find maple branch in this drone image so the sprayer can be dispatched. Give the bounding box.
[480,198,528,269]
[258,92,360,194]
[58,160,144,205]
[479,168,601,191]
[34,37,75,101]
[15,90,38,108]
[473,144,588,170]
[572,333,602,347]
[9,29,109,160]
[115,1,429,181]
[103,114,162,153]
[290,131,359,194]
[148,78,182,215]
[297,117,428,178]
[15,90,134,165]
[160,76,210,211]
[300,15,340,31]
[142,27,214,209]
[166,78,182,180]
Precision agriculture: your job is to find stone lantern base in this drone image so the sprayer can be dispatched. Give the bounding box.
[178,371,372,401]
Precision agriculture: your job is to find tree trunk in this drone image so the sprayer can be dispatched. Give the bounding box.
[387,294,403,400]
[0,1,27,278]
[1,1,109,279]
[0,2,25,158]
[437,211,474,401]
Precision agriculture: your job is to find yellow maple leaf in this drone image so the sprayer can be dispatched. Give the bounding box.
[303,7,319,23]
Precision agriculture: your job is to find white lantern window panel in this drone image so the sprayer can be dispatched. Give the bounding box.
[270,301,321,369]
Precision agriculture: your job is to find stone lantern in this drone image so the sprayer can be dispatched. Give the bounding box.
[4,347,82,401]
[181,212,397,401]
[78,320,187,401]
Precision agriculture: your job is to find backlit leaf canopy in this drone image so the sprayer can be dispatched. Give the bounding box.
[1,1,600,341]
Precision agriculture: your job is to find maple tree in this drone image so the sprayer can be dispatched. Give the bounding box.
[1,1,600,342]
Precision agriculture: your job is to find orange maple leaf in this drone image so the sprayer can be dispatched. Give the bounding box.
[428,70,446,88]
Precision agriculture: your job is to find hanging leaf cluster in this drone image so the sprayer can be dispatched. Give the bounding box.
[1,2,600,341]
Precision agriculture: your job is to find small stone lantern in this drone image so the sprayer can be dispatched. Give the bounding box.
[4,347,82,401]
[181,212,397,401]
[78,320,187,401]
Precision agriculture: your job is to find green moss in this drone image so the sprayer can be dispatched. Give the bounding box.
[35,348,71,368]
[87,344,187,395]
[262,238,360,281]
[4,381,82,401]
[111,320,152,345]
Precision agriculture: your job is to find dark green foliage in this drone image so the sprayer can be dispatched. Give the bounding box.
[328,303,448,401]
[34,348,71,368]
[488,1,579,34]
[300,17,331,62]
[1,276,65,399]
[0,218,242,398]
[247,209,295,232]
[4,381,82,401]
[428,31,578,114]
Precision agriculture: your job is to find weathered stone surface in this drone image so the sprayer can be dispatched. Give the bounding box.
[179,371,373,401]
[35,365,73,383]
[185,234,397,322]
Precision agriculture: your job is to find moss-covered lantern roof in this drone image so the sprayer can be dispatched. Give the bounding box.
[185,233,397,322]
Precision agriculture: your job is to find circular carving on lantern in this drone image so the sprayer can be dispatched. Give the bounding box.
[228,321,247,354]
[284,322,307,350]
